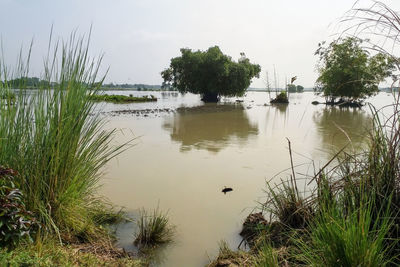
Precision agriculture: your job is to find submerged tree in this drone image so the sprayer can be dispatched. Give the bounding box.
[315,37,395,104]
[287,84,297,93]
[296,85,304,93]
[161,46,261,102]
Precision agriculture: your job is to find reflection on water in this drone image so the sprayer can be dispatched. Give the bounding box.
[162,104,258,153]
[100,91,395,267]
[313,107,372,153]
[271,103,288,114]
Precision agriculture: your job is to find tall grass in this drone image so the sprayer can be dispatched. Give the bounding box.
[297,189,393,266]
[253,98,400,265]
[134,207,175,248]
[0,33,129,241]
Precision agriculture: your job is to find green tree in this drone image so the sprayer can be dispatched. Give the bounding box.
[296,85,304,93]
[287,84,297,93]
[161,46,261,102]
[315,37,395,103]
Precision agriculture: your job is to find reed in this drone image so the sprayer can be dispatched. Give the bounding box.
[134,207,175,248]
[0,32,131,241]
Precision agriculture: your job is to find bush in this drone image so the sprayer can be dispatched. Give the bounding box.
[270,92,289,104]
[0,166,38,248]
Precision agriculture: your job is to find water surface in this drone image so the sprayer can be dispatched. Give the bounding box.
[99,91,393,266]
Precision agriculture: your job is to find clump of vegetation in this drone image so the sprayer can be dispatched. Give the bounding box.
[207,241,256,267]
[161,46,261,102]
[270,91,289,104]
[134,208,175,248]
[89,93,157,103]
[0,166,38,249]
[315,37,395,105]
[296,198,392,266]
[0,32,136,265]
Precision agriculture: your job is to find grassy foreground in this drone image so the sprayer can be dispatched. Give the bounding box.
[0,239,142,267]
[0,34,140,264]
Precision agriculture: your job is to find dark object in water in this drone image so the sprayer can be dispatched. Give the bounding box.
[240,212,268,246]
[222,186,233,194]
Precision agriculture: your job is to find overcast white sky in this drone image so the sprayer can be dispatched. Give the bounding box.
[0,0,399,88]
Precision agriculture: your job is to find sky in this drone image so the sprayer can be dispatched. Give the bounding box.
[0,0,399,88]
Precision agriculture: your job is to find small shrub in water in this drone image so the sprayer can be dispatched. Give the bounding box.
[134,208,175,248]
[270,91,289,104]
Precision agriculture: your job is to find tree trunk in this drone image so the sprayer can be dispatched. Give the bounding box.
[201,92,219,102]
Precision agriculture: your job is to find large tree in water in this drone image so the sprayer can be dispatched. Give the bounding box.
[315,37,395,104]
[161,46,261,102]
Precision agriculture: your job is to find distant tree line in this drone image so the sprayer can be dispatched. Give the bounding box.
[287,84,304,93]
[1,77,52,88]
[102,83,166,90]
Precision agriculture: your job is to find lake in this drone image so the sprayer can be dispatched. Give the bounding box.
[98,91,394,266]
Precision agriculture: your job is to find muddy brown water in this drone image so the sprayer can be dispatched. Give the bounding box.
[98,91,394,266]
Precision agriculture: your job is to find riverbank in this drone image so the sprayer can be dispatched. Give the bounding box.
[1,238,142,266]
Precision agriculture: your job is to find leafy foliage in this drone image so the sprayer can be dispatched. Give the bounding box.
[287,84,296,93]
[296,85,304,93]
[288,84,304,93]
[270,91,288,104]
[315,37,395,102]
[0,167,38,248]
[161,46,261,102]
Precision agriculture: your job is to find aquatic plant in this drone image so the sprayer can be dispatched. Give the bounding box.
[270,91,288,104]
[134,207,175,248]
[89,93,157,103]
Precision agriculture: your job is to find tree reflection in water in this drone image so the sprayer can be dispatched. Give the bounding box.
[313,106,372,154]
[162,104,258,153]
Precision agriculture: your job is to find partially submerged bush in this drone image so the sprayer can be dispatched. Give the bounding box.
[0,166,38,248]
[134,208,175,248]
[270,91,289,104]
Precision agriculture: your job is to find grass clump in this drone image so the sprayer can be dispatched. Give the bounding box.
[0,31,134,262]
[296,199,392,266]
[89,93,157,103]
[134,207,175,248]
[207,241,256,267]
